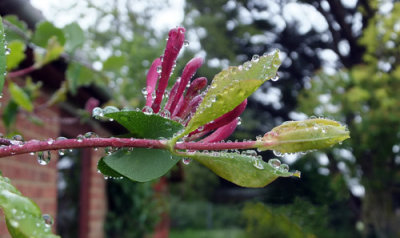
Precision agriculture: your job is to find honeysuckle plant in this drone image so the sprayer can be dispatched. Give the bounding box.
[0,19,350,238]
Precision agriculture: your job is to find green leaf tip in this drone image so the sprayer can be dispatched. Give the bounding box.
[189,151,298,188]
[177,50,281,139]
[257,118,350,154]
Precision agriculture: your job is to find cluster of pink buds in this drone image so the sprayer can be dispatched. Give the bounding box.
[143,27,247,143]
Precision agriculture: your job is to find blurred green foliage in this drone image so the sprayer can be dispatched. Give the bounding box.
[298,2,400,237]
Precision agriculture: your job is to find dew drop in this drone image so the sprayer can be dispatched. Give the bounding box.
[142,106,153,115]
[56,137,68,156]
[76,135,84,142]
[273,150,283,157]
[271,76,279,82]
[182,158,191,165]
[157,66,162,73]
[42,214,54,227]
[12,135,24,141]
[92,107,104,118]
[183,40,189,47]
[103,106,119,114]
[253,159,264,169]
[5,48,11,55]
[84,132,97,138]
[37,151,51,165]
[268,158,281,169]
[279,163,289,172]
[251,54,260,62]
[141,87,148,97]
[237,117,242,126]
[47,138,54,145]
[160,109,171,119]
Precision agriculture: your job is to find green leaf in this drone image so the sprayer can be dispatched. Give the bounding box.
[103,110,184,139]
[256,118,350,154]
[0,174,60,238]
[66,62,96,95]
[0,16,6,94]
[99,110,184,182]
[177,51,281,140]
[102,148,180,182]
[103,55,127,71]
[32,21,65,47]
[4,15,30,42]
[62,23,84,53]
[6,40,26,70]
[2,101,18,130]
[97,157,124,178]
[46,81,67,106]
[9,82,33,112]
[34,37,64,68]
[190,151,298,188]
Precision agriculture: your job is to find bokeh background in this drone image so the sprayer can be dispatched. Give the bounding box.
[2,0,400,237]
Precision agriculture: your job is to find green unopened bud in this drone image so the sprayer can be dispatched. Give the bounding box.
[256,118,350,153]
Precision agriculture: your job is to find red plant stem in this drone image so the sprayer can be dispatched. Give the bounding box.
[0,137,258,158]
[7,65,36,78]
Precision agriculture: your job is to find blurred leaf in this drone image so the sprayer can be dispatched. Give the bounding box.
[190,151,298,188]
[102,148,180,182]
[62,23,84,53]
[66,62,95,95]
[257,118,350,154]
[2,101,18,130]
[177,51,281,139]
[3,15,30,42]
[0,16,6,94]
[0,174,60,238]
[32,21,65,47]
[47,81,68,106]
[8,82,33,112]
[103,55,127,71]
[27,115,44,126]
[34,37,64,68]
[6,40,26,70]
[103,110,184,139]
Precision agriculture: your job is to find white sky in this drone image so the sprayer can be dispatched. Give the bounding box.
[30,0,185,32]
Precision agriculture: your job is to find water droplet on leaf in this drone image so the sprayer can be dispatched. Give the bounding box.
[42,214,54,227]
[268,158,281,169]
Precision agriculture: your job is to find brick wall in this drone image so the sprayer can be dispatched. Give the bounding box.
[0,84,107,238]
[0,89,59,237]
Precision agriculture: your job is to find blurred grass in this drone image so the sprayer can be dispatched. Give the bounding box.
[170,229,245,238]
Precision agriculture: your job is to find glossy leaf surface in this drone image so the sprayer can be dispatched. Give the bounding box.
[0,175,60,238]
[190,151,297,188]
[104,110,184,139]
[101,148,180,182]
[257,118,350,153]
[179,51,281,138]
